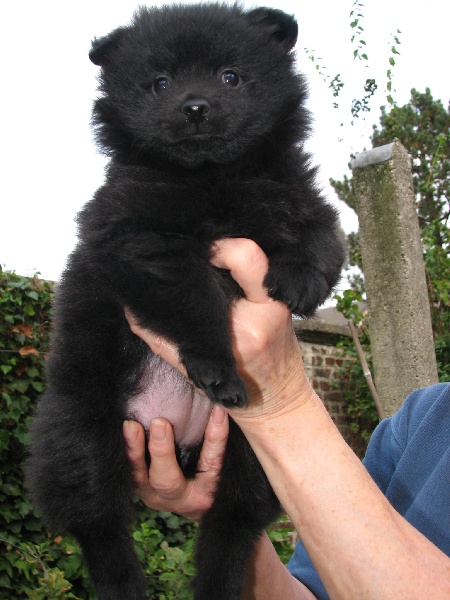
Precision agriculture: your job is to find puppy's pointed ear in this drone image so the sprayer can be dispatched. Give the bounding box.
[246,8,298,51]
[89,28,126,66]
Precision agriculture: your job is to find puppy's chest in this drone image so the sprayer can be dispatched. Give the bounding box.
[105,166,285,242]
[137,176,249,236]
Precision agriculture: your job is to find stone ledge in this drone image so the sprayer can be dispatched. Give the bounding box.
[351,141,395,169]
[293,317,351,345]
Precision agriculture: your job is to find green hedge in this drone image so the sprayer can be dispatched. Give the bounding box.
[0,267,198,598]
[0,267,292,598]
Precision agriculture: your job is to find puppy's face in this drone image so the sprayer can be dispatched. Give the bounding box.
[91,5,302,168]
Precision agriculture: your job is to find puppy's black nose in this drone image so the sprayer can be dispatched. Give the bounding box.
[181,98,210,124]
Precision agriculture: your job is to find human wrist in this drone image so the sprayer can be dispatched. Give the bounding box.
[232,382,325,450]
[230,341,318,428]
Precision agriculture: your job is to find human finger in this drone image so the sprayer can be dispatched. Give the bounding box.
[123,420,152,488]
[147,418,189,501]
[123,418,187,501]
[210,238,271,304]
[196,406,229,474]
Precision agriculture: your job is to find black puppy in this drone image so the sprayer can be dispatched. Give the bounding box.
[26,4,345,599]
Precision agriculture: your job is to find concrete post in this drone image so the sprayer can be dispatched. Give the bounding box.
[351,140,438,416]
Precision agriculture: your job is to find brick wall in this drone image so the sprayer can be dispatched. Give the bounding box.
[294,319,352,444]
[270,318,362,541]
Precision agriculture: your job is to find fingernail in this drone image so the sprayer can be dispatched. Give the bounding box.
[123,420,138,445]
[211,406,226,425]
[150,419,167,441]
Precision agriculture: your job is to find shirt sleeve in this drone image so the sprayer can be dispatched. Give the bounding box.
[362,383,447,491]
[361,407,403,492]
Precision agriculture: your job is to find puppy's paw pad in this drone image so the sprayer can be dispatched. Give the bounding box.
[208,377,248,408]
[264,267,330,316]
[183,355,248,407]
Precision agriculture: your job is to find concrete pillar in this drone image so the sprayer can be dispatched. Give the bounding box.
[351,140,438,416]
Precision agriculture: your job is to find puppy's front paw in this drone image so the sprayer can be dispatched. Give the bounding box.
[264,264,330,317]
[208,375,248,408]
[183,355,248,408]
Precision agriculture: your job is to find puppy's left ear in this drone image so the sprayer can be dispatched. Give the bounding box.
[246,8,298,51]
[89,28,126,66]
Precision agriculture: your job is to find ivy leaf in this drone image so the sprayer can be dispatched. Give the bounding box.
[23,304,36,316]
[0,430,11,451]
[31,381,45,392]
[9,379,30,393]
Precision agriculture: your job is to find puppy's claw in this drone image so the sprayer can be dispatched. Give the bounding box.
[183,355,248,408]
[203,374,248,408]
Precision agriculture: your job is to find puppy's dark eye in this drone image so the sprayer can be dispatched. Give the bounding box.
[221,70,240,87]
[153,76,170,94]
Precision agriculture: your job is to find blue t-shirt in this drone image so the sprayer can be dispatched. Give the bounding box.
[287,383,450,600]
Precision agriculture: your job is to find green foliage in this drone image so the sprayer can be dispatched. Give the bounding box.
[267,515,297,565]
[0,538,85,599]
[435,332,450,382]
[371,88,450,233]
[349,1,368,62]
[304,1,401,121]
[332,89,450,385]
[0,267,80,598]
[132,511,196,599]
[422,219,450,382]
[0,267,199,598]
[334,290,379,456]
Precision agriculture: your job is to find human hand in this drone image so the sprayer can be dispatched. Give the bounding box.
[209,238,311,422]
[126,238,313,426]
[123,405,228,520]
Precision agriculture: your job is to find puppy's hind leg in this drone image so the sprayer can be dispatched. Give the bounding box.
[193,421,280,600]
[26,386,147,599]
[76,525,147,600]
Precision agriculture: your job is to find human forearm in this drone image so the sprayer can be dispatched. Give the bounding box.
[125,239,450,599]
[233,386,450,600]
[241,532,316,600]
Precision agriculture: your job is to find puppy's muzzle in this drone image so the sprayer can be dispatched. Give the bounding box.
[181,98,210,124]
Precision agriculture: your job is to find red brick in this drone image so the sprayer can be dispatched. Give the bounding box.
[314,368,330,378]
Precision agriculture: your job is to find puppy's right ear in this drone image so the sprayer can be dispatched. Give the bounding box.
[246,8,298,52]
[89,28,125,66]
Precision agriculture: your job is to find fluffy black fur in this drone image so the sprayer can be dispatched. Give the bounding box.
[26,4,346,599]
